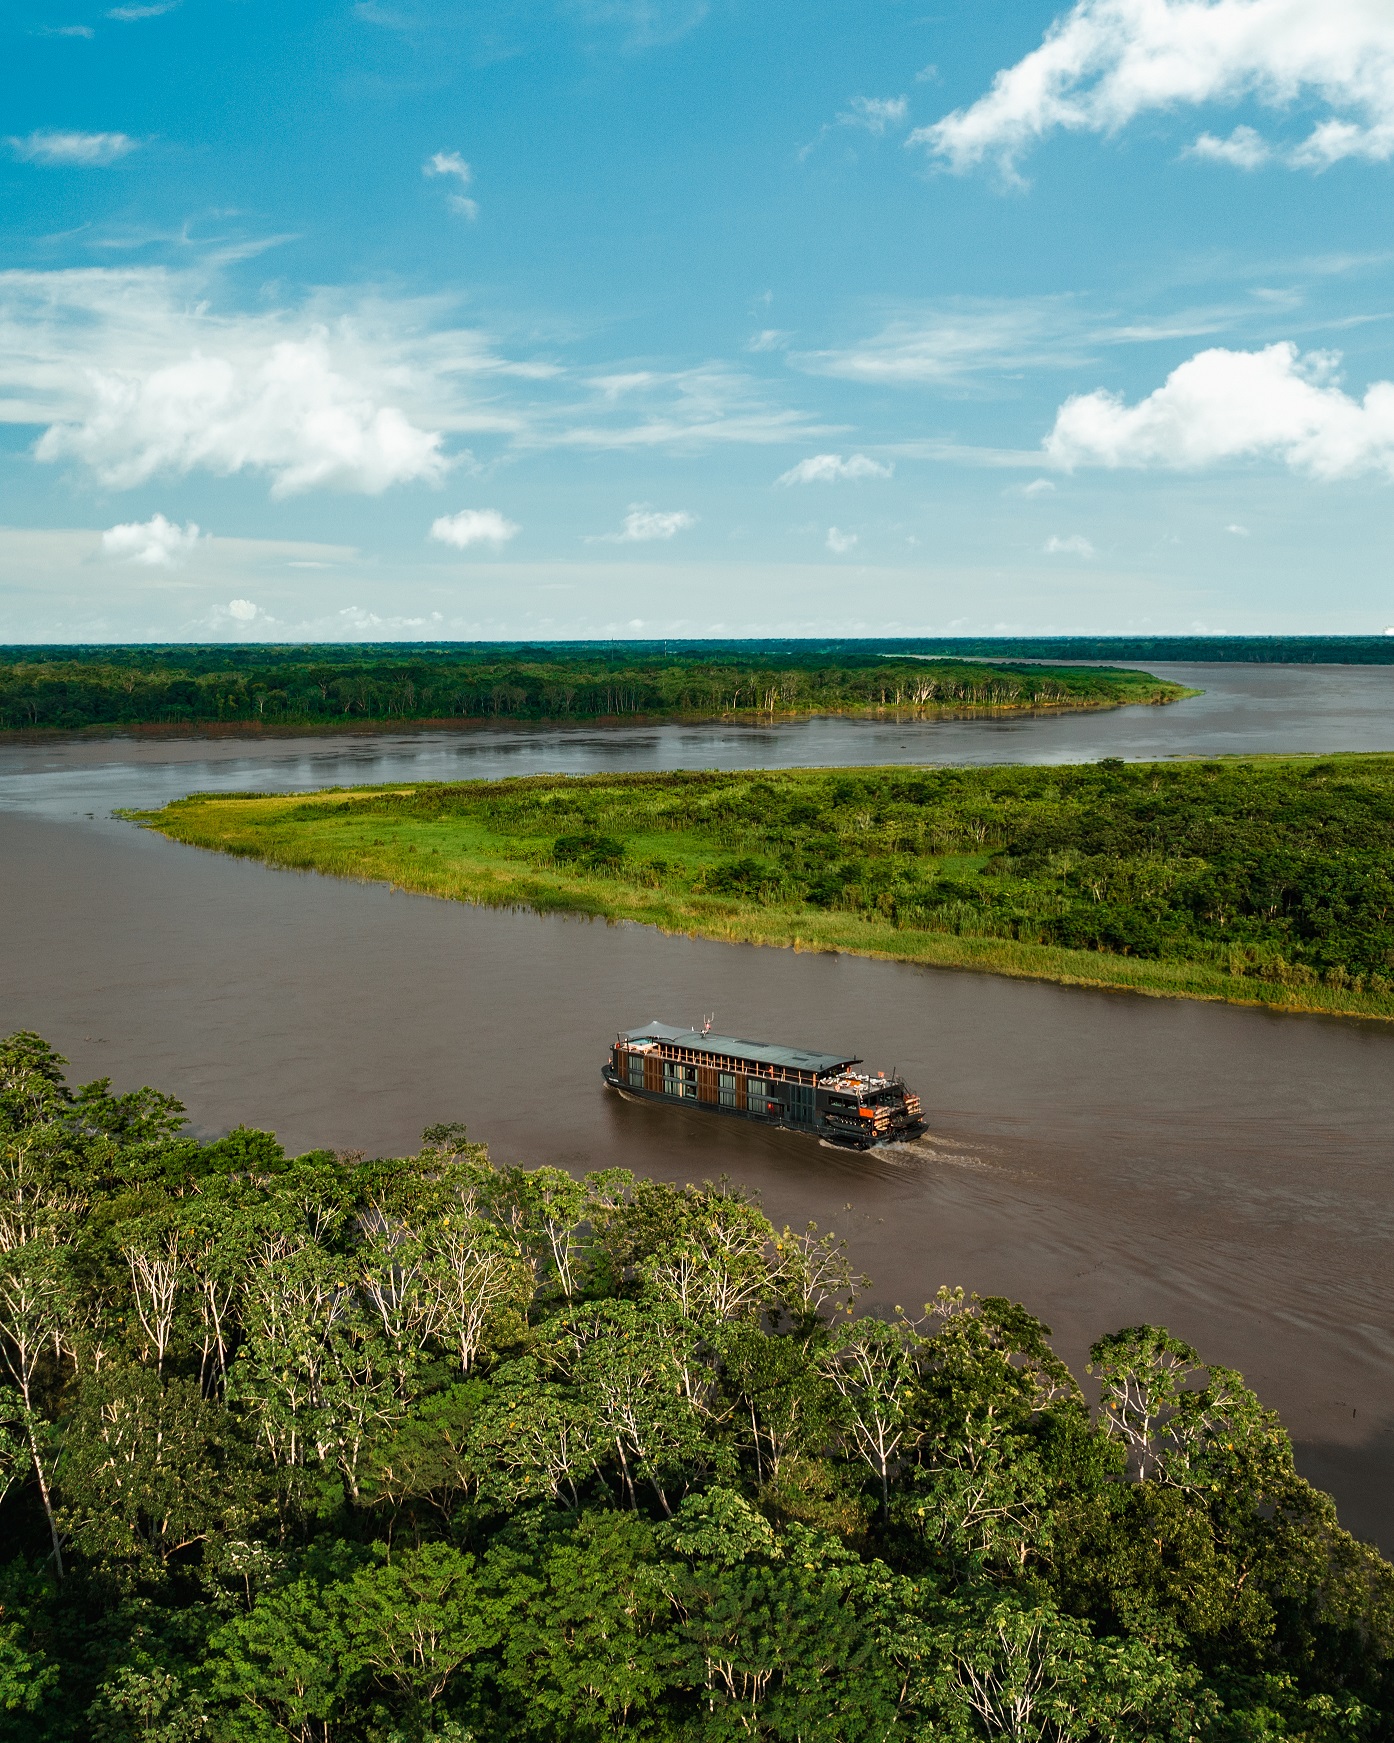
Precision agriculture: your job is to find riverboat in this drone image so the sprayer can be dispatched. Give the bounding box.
[602,1020,925,1149]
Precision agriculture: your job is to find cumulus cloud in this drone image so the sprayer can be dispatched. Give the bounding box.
[101,513,203,566]
[227,598,258,622]
[1185,124,1273,167]
[430,508,520,548]
[9,130,138,166]
[590,505,697,543]
[914,0,1394,176]
[1045,341,1394,478]
[825,526,859,553]
[0,268,546,495]
[38,339,447,496]
[777,452,893,484]
[1043,533,1096,556]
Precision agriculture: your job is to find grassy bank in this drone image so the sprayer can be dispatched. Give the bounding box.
[136,756,1394,1020]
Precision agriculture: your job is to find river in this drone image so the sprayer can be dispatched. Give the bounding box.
[1,661,1392,1545]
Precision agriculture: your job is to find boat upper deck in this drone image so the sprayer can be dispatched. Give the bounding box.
[618,1021,859,1085]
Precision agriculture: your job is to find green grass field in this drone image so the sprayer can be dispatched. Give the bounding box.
[134,755,1394,1021]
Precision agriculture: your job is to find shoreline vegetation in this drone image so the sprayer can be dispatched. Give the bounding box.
[0,646,1191,735]
[2,1028,1391,1739]
[137,754,1394,1023]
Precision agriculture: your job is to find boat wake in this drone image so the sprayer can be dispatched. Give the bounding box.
[866,1132,994,1171]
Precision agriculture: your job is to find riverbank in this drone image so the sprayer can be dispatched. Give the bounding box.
[0,697,1188,747]
[135,753,1394,1021]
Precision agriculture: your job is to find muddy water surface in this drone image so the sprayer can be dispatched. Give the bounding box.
[1,665,1392,1545]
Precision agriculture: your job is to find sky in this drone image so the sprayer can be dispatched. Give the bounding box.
[4,0,1394,641]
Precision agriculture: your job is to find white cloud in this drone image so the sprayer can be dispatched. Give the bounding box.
[338,605,444,630]
[8,131,138,166]
[430,508,520,549]
[108,1,179,17]
[777,452,893,484]
[0,268,543,495]
[227,598,258,622]
[1045,341,1394,478]
[38,24,96,36]
[0,267,820,487]
[424,150,472,183]
[747,329,792,352]
[825,526,859,553]
[38,337,447,496]
[1227,521,1252,533]
[914,0,1394,176]
[792,297,1187,385]
[1185,124,1273,167]
[544,363,832,450]
[838,95,909,135]
[1044,533,1096,556]
[1022,476,1057,495]
[101,512,203,566]
[424,154,479,218]
[591,505,697,543]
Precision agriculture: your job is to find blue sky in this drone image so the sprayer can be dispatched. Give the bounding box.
[4,0,1394,639]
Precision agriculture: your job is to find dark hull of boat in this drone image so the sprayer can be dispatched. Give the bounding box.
[601,1065,924,1149]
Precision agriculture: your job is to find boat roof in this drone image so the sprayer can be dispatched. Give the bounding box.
[620,1020,860,1074]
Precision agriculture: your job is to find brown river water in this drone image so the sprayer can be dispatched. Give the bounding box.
[2,662,1393,1546]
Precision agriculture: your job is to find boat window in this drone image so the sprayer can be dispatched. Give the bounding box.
[628,1054,644,1086]
[788,1084,814,1124]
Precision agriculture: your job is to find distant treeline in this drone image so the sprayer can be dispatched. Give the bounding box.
[0,650,1184,733]
[4,633,1394,676]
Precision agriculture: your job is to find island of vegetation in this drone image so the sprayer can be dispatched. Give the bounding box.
[0,645,1189,734]
[139,754,1394,1021]
[1,1030,1390,1741]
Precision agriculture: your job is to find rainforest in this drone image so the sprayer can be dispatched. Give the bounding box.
[0,648,1187,734]
[1,1030,1391,1743]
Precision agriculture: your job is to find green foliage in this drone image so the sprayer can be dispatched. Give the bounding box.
[0,644,1185,732]
[1,1035,1392,1741]
[201,755,1392,1000]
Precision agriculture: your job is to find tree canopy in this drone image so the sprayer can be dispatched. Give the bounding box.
[1,1030,1390,1741]
[0,648,1184,733]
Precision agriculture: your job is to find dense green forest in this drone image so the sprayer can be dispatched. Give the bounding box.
[145,755,1394,1017]
[4,635,1394,674]
[0,648,1185,733]
[1,1030,1391,1742]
